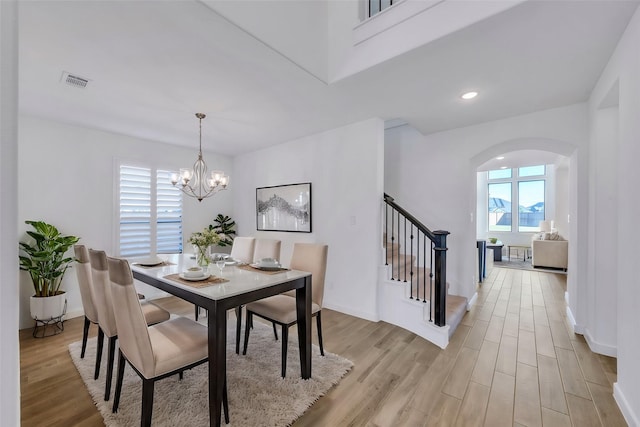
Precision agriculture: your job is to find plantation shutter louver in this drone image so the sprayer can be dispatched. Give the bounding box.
[119,165,183,257]
[119,165,151,257]
[156,169,183,254]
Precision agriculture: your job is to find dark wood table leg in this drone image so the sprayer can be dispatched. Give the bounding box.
[296,276,312,379]
[208,304,227,427]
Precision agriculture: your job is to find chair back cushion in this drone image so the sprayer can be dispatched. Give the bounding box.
[107,256,156,378]
[230,237,256,263]
[253,238,281,263]
[73,245,99,323]
[88,249,118,337]
[290,243,328,307]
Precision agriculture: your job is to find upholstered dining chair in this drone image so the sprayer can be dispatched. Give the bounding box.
[233,238,282,353]
[252,238,281,263]
[107,256,229,426]
[73,245,100,360]
[243,243,328,377]
[195,236,257,355]
[195,236,257,323]
[230,236,256,263]
[89,249,170,401]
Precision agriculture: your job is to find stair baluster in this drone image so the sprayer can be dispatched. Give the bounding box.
[383,194,449,327]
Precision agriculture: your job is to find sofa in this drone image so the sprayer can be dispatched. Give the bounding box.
[531,232,568,270]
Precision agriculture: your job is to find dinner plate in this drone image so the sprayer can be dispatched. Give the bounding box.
[251,263,284,271]
[138,258,164,267]
[178,272,211,281]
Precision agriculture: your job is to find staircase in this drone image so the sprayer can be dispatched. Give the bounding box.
[379,194,467,349]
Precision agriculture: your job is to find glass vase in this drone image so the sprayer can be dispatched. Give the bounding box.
[195,246,210,267]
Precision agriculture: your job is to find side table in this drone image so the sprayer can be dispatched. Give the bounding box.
[486,241,504,262]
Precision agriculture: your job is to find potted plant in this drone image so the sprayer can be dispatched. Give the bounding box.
[208,214,236,247]
[189,227,222,266]
[19,220,80,322]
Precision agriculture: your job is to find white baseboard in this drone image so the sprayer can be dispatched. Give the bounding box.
[584,328,617,357]
[467,292,478,310]
[323,300,379,322]
[64,309,84,320]
[565,304,585,334]
[614,382,640,427]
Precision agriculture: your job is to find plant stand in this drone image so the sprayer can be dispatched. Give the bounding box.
[31,299,67,338]
[32,315,65,338]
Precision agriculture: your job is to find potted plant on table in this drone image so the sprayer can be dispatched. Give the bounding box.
[19,220,80,326]
[189,227,222,267]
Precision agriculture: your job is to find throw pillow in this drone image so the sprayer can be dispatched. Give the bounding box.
[547,231,563,240]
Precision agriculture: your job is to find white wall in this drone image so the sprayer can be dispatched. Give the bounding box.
[233,118,384,321]
[17,115,234,329]
[0,0,20,424]
[555,165,569,238]
[385,104,588,305]
[328,0,522,82]
[203,0,328,83]
[586,106,619,356]
[589,7,640,425]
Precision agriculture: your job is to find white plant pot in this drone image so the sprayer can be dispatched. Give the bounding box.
[30,292,67,321]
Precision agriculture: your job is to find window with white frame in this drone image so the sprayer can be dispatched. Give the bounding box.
[488,165,546,233]
[369,0,394,17]
[118,164,183,257]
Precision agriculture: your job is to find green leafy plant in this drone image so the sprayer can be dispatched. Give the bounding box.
[19,220,80,297]
[208,214,236,247]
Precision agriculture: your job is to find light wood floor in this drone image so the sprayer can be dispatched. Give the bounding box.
[20,267,626,426]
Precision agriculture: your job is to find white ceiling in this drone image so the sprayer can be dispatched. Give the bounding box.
[18,1,639,157]
[476,150,567,172]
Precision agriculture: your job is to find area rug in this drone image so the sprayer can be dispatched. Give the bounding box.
[494,259,567,274]
[69,320,353,426]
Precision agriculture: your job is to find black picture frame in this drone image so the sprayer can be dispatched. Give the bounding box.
[256,183,312,232]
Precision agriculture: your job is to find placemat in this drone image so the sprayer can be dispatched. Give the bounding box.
[163,273,229,288]
[133,261,175,269]
[236,264,290,275]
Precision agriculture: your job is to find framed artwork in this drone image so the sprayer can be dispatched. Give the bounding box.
[256,183,312,232]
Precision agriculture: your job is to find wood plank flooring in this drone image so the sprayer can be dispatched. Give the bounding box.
[19,267,626,426]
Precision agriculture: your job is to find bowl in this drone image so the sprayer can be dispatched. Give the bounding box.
[257,258,280,267]
[183,266,204,278]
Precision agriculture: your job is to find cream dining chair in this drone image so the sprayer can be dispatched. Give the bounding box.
[234,238,282,353]
[89,249,170,401]
[252,238,281,263]
[194,236,257,323]
[107,256,229,426]
[73,245,100,362]
[243,243,328,377]
[229,236,256,263]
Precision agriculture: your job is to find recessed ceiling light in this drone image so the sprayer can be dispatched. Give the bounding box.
[496,156,504,160]
[500,166,507,169]
[461,91,478,100]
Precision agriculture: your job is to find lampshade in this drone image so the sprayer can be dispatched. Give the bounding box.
[539,220,552,232]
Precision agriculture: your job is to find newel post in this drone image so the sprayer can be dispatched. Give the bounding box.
[432,230,449,327]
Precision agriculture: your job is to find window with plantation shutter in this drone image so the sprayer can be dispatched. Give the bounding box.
[118,164,182,257]
[156,169,183,254]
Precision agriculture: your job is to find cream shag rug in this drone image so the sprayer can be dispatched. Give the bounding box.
[69,320,353,426]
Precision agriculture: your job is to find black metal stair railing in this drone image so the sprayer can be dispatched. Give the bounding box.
[383,193,449,327]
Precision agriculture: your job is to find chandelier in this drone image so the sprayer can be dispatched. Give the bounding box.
[171,113,229,202]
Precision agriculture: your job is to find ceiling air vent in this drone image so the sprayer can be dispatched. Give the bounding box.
[61,71,89,89]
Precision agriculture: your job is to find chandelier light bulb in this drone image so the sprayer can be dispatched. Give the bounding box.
[461,91,478,100]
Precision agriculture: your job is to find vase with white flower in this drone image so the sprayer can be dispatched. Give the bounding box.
[188,228,222,267]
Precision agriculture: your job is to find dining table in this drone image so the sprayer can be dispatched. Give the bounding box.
[130,253,312,427]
